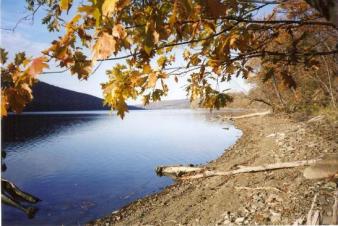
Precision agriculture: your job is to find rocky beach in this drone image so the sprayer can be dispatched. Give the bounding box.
[88,113,338,225]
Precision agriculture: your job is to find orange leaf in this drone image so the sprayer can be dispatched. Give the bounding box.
[60,0,71,11]
[1,90,8,117]
[112,24,127,39]
[92,32,116,61]
[143,64,152,74]
[28,56,49,77]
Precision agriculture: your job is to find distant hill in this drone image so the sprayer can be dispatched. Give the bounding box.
[139,99,191,110]
[24,82,143,111]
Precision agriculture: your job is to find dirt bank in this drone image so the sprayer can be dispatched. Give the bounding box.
[88,114,337,225]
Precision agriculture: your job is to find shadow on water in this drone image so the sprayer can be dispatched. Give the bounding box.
[2,113,107,145]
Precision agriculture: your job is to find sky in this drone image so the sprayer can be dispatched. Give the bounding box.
[0,1,269,104]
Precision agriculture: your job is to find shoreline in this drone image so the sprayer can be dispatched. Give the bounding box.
[88,113,337,225]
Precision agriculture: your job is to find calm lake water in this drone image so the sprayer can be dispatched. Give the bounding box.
[2,110,241,226]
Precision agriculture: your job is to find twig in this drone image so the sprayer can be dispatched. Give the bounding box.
[306,193,318,225]
[333,188,338,225]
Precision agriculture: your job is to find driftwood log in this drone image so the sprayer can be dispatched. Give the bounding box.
[2,179,40,203]
[303,154,338,180]
[222,110,272,120]
[2,194,38,219]
[155,165,202,178]
[1,179,41,218]
[155,159,318,180]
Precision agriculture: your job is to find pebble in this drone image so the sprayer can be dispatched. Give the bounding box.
[270,211,281,223]
[235,217,245,224]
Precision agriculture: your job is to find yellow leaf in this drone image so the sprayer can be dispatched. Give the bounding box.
[65,14,81,31]
[1,90,8,117]
[92,32,116,61]
[204,20,216,33]
[143,64,152,74]
[102,0,117,17]
[28,56,49,77]
[93,8,102,27]
[157,56,167,69]
[144,45,152,56]
[60,0,71,11]
[147,73,157,88]
[112,24,127,39]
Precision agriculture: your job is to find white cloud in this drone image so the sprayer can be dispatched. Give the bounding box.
[0,31,48,59]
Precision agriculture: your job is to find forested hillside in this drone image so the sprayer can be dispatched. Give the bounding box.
[24,82,143,111]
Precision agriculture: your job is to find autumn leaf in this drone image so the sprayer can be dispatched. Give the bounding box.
[147,73,158,88]
[228,33,240,48]
[115,0,131,11]
[28,56,49,77]
[0,48,8,64]
[60,0,72,11]
[174,76,178,83]
[143,46,153,56]
[143,64,152,74]
[2,0,335,119]
[92,32,116,61]
[204,0,227,17]
[14,52,27,66]
[153,31,160,44]
[1,91,8,117]
[6,84,33,114]
[157,56,167,69]
[112,24,127,39]
[102,0,117,17]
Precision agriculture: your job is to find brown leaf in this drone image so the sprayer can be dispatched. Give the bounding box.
[204,0,227,17]
[174,75,178,83]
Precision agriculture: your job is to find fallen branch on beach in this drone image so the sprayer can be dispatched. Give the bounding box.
[183,159,318,179]
[156,159,318,180]
[235,186,282,192]
[222,110,272,120]
[333,189,338,224]
[155,165,203,177]
[306,193,320,225]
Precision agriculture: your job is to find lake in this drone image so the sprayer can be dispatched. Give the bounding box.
[1,110,241,226]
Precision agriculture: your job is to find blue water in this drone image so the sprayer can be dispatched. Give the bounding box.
[2,110,241,226]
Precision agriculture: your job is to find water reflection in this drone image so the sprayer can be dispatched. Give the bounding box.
[2,112,108,144]
[2,110,241,226]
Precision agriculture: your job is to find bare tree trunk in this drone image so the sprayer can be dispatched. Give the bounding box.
[321,56,336,108]
[271,74,287,110]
